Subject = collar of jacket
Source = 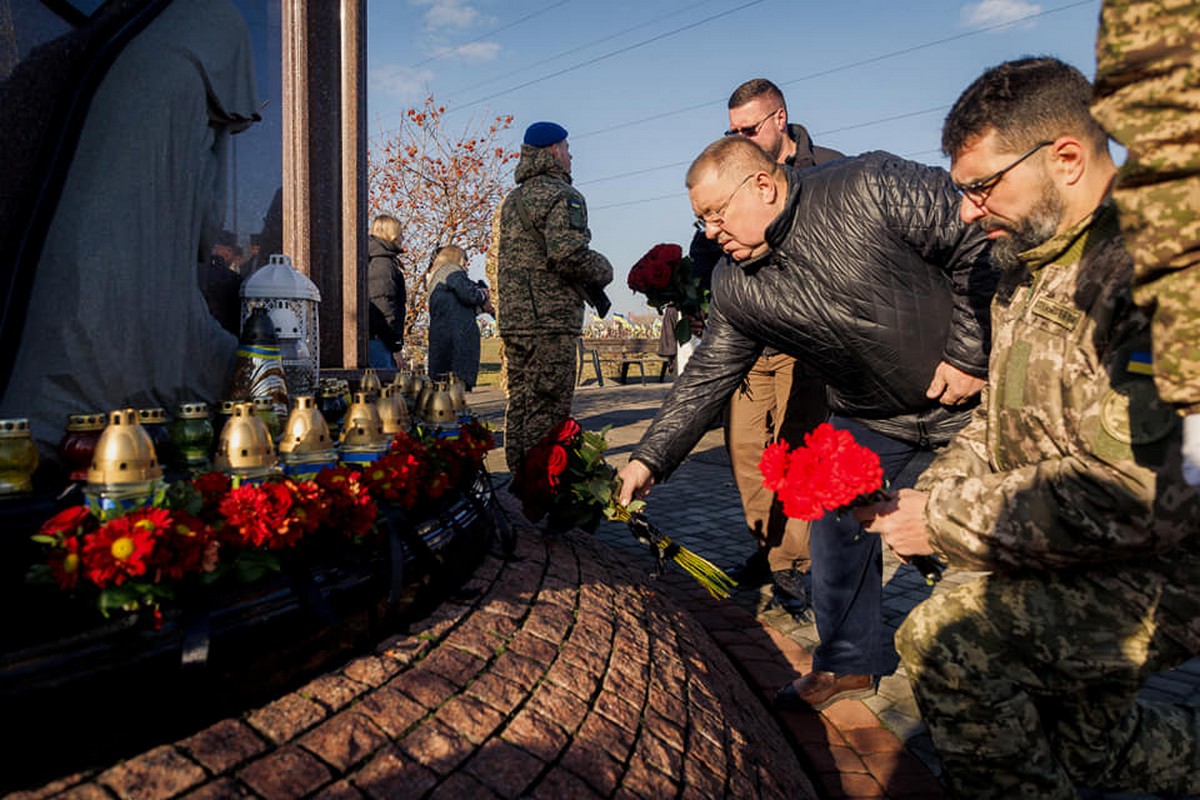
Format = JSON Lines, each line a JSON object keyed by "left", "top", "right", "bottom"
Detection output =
{"left": 785, "top": 123, "right": 816, "bottom": 168}
{"left": 1017, "top": 198, "right": 1119, "bottom": 274}
{"left": 369, "top": 235, "right": 401, "bottom": 258}
{"left": 515, "top": 143, "right": 572, "bottom": 185}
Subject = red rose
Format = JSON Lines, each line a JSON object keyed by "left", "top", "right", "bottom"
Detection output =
{"left": 629, "top": 243, "right": 682, "bottom": 294}
{"left": 549, "top": 418, "right": 581, "bottom": 446}
{"left": 546, "top": 445, "right": 569, "bottom": 487}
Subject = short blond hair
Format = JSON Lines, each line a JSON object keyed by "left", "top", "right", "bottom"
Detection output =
{"left": 431, "top": 244, "right": 467, "bottom": 270}
{"left": 686, "top": 137, "right": 779, "bottom": 190}
{"left": 370, "top": 214, "right": 402, "bottom": 247}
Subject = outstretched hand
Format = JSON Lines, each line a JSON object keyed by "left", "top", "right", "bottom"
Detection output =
{"left": 926, "top": 361, "right": 985, "bottom": 406}
{"left": 616, "top": 459, "right": 655, "bottom": 507}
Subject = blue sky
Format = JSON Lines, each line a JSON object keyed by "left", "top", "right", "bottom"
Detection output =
{"left": 366, "top": 0, "right": 1104, "bottom": 316}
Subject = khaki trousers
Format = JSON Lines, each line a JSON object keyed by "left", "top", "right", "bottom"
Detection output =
{"left": 726, "top": 352, "right": 828, "bottom": 572}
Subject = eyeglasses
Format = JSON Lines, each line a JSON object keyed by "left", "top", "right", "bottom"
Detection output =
{"left": 953, "top": 140, "right": 1054, "bottom": 204}
{"left": 724, "top": 108, "right": 780, "bottom": 138}
{"left": 694, "top": 174, "right": 755, "bottom": 231}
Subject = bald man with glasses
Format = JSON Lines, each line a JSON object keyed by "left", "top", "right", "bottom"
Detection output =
{"left": 686, "top": 79, "right": 843, "bottom": 623}
{"left": 621, "top": 136, "right": 998, "bottom": 711}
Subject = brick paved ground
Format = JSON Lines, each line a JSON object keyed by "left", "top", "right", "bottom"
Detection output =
{"left": 11, "top": 380, "right": 1199, "bottom": 800}
{"left": 472, "top": 381, "right": 1200, "bottom": 800}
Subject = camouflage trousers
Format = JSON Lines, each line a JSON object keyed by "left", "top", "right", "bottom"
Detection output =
{"left": 897, "top": 570, "right": 1200, "bottom": 799}
{"left": 502, "top": 333, "right": 577, "bottom": 477}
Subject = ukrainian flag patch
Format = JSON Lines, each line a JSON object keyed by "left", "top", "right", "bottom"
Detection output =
{"left": 1127, "top": 351, "right": 1153, "bottom": 376}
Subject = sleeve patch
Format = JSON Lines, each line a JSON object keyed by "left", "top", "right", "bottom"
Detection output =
{"left": 567, "top": 198, "right": 586, "bottom": 230}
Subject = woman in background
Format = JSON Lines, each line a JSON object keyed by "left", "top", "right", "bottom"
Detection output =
{"left": 427, "top": 245, "right": 491, "bottom": 389}
{"left": 367, "top": 214, "right": 407, "bottom": 369}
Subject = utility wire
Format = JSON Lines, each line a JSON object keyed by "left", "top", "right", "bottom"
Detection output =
{"left": 443, "top": 0, "right": 725, "bottom": 99}
{"left": 448, "top": 0, "right": 769, "bottom": 113}
{"left": 577, "top": 105, "right": 950, "bottom": 186}
{"left": 573, "top": 0, "right": 1096, "bottom": 141}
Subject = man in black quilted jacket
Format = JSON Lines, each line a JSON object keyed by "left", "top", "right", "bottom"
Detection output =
{"left": 617, "top": 136, "right": 997, "bottom": 711}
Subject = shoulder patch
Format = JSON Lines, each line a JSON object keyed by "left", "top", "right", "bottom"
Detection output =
{"left": 567, "top": 198, "right": 586, "bottom": 231}
{"left": 1099, "top": 380, "right": 1177, "bottom": 445}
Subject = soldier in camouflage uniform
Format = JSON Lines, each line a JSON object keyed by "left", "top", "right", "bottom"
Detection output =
{"left": 1091, "top": 0, "right": 1200, "bottom": 488}
{"left": 862, "top": 58, "right": 1200, "bottom": 798}
{"left": 491, "top": 122, "right": 613, "bottom": 480}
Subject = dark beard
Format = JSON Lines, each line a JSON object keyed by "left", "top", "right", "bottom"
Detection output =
{"left": 984, "top": 189, "right": 1065, "bottom": 271}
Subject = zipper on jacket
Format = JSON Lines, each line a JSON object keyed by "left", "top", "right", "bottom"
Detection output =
{"left": 917, "top": 420, "right": 930, "bottom": 449}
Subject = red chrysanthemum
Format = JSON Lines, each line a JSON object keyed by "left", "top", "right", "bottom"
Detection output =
{"left": 316, "top": 467, "right": 379, "bottom": 539}
{"left": 218, "top": 482, "right": 297, "bottom": 550}
{"left": 152, "top": 512, "right": 217, "bottom": 581}
{"left": 81, "top": 514, "right": 160, "bottom": 588}
{"left": 193, "top": 471, "right": 233, "bottom": 513}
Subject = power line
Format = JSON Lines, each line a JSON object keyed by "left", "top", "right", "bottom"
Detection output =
{"left": 577, "top": 105, "right": 949, "bottom": 187}
{"left": 405, "top": 0, "right": 574, "bottom": 70}
{"left": 443, "top": 0, "right": 725, "bottom": 100}
{"left": 447, "top": 0, "right": 769, "bottom": 113}
{"left": 572, "top": 0, "right": 1096, "bottom": 141}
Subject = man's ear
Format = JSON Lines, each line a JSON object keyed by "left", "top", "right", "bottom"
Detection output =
{"left": 1049, "top": 137, "right": 1086, "bottom": 186}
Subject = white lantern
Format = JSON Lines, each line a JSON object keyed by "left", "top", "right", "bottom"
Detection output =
{"left": 240, "top": 254, "right": 321, "bottom": 397}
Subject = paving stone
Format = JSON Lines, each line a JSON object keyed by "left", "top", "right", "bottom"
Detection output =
{"left": 352, "top": 746, "right": 438, "bottom": 800}
{"left": 342, "top": 654, "right": 404, "bottom": 687}
{"left": 180, "top": 719, "right": 269, "bottom": 775}
{"left": 179, "top": 777, "right": 258, "bottom": 799}
{"left": 246, "top": 693, "right": 328, "bottom": 744}
{"left": 434, "top": 694, "right": 505, "bottom": 745}
{"left": 561, "top": 741, "right": 625, "bottom": 796}
{"left": 299, "top": 711, "right": 389, "bottom": 773}
{"left": 97, "top": 746, "right": 207, "bottom": 800}
{"left": 299, "top": 674, "right": 367, "bottom": 713}
{"left": 355, "top": 687, "right": 427, "bottom": 738}
{"left": 237, "top": 745, "right": 333, "bottom": 800}
{"left": 395, "top": 718, "right": 473, "bottom": 776}
{"left": 462, "top": 739, "right": 546, "bottom": 797}
{"left": 427, "top": 771, "right": 499, "bottom": 799}
{"left": 500, "top": 710, "right": 570, "bottom": 762}
{"left": 391, "top": 670, "right": 458, "bottom": 711}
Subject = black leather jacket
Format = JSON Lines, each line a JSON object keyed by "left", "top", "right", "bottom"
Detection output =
{"left": 634, "top": 152, "right": 997, "bottom": 480}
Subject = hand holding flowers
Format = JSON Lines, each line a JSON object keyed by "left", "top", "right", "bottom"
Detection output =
{"left": 516, "top": 419, "right": 735, "bottom": 598}
{"left": 759, "top": 422, "right": 942, "bottom": 583}
{"left": 628, "top": 243, "right": 709, "bottom": 344}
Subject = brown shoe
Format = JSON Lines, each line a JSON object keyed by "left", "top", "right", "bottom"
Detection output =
{"left": 774, "top": 671, "right": 874, "bottom": 712}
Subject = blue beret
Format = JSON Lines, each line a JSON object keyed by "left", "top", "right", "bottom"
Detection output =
{"left": 523, "top": 121, "right": 568, "bottom": 148}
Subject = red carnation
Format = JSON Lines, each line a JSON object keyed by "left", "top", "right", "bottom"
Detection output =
{"left": 760, "top": 422, "right": 885, "bottom": 521}
{"left": 218, "top": 482, "right": 298, "bottom": 550}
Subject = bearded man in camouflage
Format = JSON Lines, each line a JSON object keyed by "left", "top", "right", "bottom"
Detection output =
{"left": 862, "top": 58, "right": 1200, "bottom": 798}
{"left": 492, "top": 121, "right": 613, "bottom": 481}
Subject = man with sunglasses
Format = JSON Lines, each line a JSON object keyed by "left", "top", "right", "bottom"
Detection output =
{"left": 862, "top": 57, "right": 1200, "bottom": 798}
{"left": 689, "top": 79, "right": 842, "bottom": 621}
{"left": 618, "top": 132, "right": 997, "bottom": 710}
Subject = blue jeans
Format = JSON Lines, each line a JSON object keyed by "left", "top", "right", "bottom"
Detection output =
{"left": 809, "top": 415, "right": 935, "bottom": 677}
{"left": 368, "top": 338, "right": 394, "bottom": 370}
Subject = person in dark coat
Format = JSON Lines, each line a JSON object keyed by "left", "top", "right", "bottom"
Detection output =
{"left": 367, "top": 214, "right": 407, "bottom": 369}
{"left": 427, "top": 244, "right": 490, "bottom": 389}
{"left": 617, "top": 136, "right": 997, "bottom": 712}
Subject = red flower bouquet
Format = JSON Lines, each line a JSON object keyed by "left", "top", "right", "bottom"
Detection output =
{"left": 515, "top": 418, "right": 736, "bottom": 598}
{"left": 29, "top": 418, "right": 497, "bottom": 618}
{"left": 759, "top": 423, "right": 941, "bottom": 583}
{"left": 628, "top": 243, "right": 709, "bottom": 344}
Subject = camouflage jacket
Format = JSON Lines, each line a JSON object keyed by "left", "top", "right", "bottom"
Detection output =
{"left": 1092, "top": 0, "right": 1200, "bottom": 413}
{"left": 492, "top": 144, "right": 613, "bottom": 337}
{"left": 918, "top": 202, "right": 1200, "bottom": 651}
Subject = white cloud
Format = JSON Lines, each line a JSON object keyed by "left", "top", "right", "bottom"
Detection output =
{"left": 961, "top": 0, "right": 1042, "bottom": 29}
{"left": 372, "top": 63, "right": 434, "bottom": 103}
{"left": 412, "top": 0, "right": 478, "bottom": 31}
{"left": 442, "top": 41, "right": 500, "bottom": 62}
